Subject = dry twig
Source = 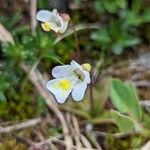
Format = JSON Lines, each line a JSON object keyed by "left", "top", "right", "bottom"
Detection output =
{"left": 141, "top": 140, "right": 150, "bottom": 150}
{"left": 72, "top": 115, "right": 82, "bottom": 149}
{"left": 0, "top": 118, "right": 42, "bottom": 134}
{"left": 140, "top": 100, "right": 150, "bottom": 107}
{"left": 15, "top": 134, "right": 97, "bottom": 150}
{"left": 30, "top": 0, "right": 37, "bottom": 35}
{"left": 0, "top": 23, "right": 14, "bottom": 44}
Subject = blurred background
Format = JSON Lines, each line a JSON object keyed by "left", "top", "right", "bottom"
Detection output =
{"left": 0, "top": 0, "right": 150, "bottom": 149}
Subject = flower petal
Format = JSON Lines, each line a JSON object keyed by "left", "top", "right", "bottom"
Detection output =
{"left": 50, "top": 25, "right": 61, "bottom": 33}
{"left": 83, "top": 71, "right": 91, "bottom": 84}
{"left": 36, "top": 10, "right": 63, "bottom": 30}
{"left": 46, "top": 79, "right": 72, "bottom": 103}
{"left": 59, "top": 20, "right": 69, "bottom": 34}
{"left": 52, "top": 65, "right": 73, "bottom": 78}
{"left": 71, "top": 60, "right": 91, "bottom": 83}
{"left": 52, "top": 9, "right": 58, "bottom": 15}
{"left": 59, "top": 14, "right": 70, "bottom": 34}
{"left": 71, "top": 81, "right": 87, "bottom": 101}
{"left": 71, "top": 60, "right": 82, "bottom": 70}
{"left": 36, "top": 10, "right": 53, "bottom": 22}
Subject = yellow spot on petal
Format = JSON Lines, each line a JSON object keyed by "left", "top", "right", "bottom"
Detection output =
{"left": 81, "top": 63, "right": 91, "bottom": 72}
{"left": 41, "top": 22, "right": 52, "bottom": 32}
{"left": 55, "top": 79, "right": 71, "bottom": 91}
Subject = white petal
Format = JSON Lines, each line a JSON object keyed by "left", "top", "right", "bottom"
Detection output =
{"left": 71, "top": 60, "right": 91, "bottom": 84}
{"left": 59, "top": 20, "right": 69, "bottom": 34}
{"left": 52, "top": 65, "right": 73, "bottom": 78}
{"left": 46, "top": 79, "right": 72, "bottom": 103}
{"left": 50, "top": 15, "right": 63, "bottom": 32}
{"left": 52, "top": 9, "right": 58, "bottom": 15}
{"left": 36, "top": 10, "right": 53, "bottom": 22}
{"left": 71, "top": 81, "right": 87, "bottom": 101}
{"left": 36, "top": 10, "right": 63, "bottom": 31}
{"left": 83, "top": 71, "right": 91, "bottom": 84}
{"left": 71, "top": 60, "right": 82, "bottom": 70}
{"left": 51, "top": 25, "right": 61, "bottom": 33}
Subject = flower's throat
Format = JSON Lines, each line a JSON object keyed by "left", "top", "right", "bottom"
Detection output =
{"left": 55, "top": 79, "right": 71, "bottom": 91}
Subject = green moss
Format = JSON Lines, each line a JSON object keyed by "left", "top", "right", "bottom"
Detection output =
{"left": 0, "top": 139, "right": 27, "bottom": 150}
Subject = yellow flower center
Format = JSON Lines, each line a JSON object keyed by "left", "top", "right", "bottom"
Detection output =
{"left": 41, "top": 22, "right": 52, "bottom": 32}
{"left": 81, "top": 63, "right": 91, "bottom": 72}
{"left": 56, "top": 79, "right": 71, "bottom": 91}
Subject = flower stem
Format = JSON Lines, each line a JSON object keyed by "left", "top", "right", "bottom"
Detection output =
{"left": 90, "top": 72, "right": 95, "bottom": 115}
{"left": 70, "top": 21, "right": 81, "bottom": 61}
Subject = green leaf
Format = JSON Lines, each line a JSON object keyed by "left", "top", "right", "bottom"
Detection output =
{"left": 12, "top": 25, "right": 30, "bottom": 35}
{"left": 109, "top": 79, "right": 141, "bottom": 121}
{"left": 94, "top": 0, "right": 105, "bottom": 13}
{"left": 91, "top": 29, "right": 111, "bottom": 44}
{"left": 117, "top": 0, "right": 127, "bottom": 9}
{"left": 112, "top": 44, "right": 123, "bottom": 55}
{"left": 142, "top": 8, "right": 150, "bottom": 23}
{"left": 131, "top": 0, "right": 141, "bottom": 13}
{"left": 111, "top": 110, "right": 136, "bottom": 133}
{"left": 125, "top": 12, "right": 143, "bottom": 26}
{"left": 122, "top": 36, "right": 140, "bottom": 47}
{"left": 7, "top": 12, "right": 22, "bottom": 29}
{"left": 109, "top": 79, "right": 130, "bottom": 113}
{"left": 102, "top": 0, "right": 117, "bottom": 13}
{"left": 125, "top": 81, "right": 141, "bottom": 121}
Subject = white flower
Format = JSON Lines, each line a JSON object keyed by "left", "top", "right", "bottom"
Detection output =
{"left": 36, "top": 9, "right": 70, "bottom": 34}
{"left": 46, "top": 60, "right": 91, "bottom": 103}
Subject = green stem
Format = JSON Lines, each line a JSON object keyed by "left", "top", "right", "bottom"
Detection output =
{"left": 70, "top": 20, "right": 81, "bottom": 61}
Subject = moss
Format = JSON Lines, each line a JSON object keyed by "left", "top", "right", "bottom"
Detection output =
{"left": 0, "top": 139, "right": 27, "bottom": 150}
